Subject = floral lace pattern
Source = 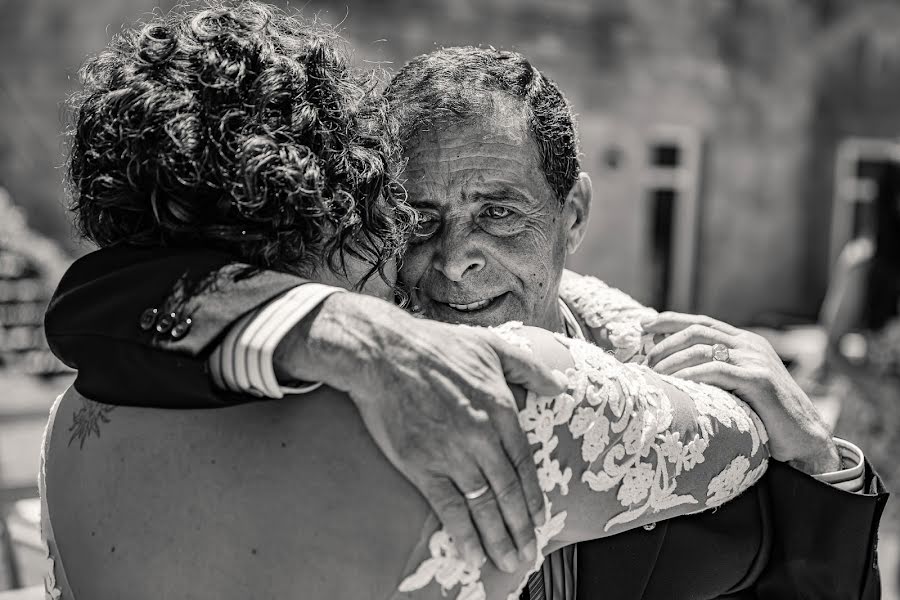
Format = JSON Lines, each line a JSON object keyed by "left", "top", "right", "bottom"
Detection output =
{"left": 398, "top": 275, "right": 769, "bottom": 600}
{"left": 560, "top": 336, "right": 767, "bottom": 531}
{"left": 664, "top": 376, "right": 768, "bottom": 458}
{"left": 41, "top": 540, "right": 61, "bottom": 600}
{"left": 397, "top": 531, "right": 487, "bottom": 600}
{"left": 707, "top": 455, "right": 768, "bottom": 507}
{"left": 559, "top": 270, "right": 658, "bottom": 364}
{"left": 562, "top": 337, "right": 697, "bottom": 530}
{"left": 398, "top": 326, "right": 768, "bottom": 599}
{"left": 40, "top": 394, "right": 64, "bottom": 600}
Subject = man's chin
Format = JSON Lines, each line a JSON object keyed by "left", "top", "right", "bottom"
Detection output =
{"left": 421, "top": 293, "right": 518, "bottom": 327}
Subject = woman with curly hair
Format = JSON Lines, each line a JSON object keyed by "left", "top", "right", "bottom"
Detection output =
{"left": 66, "top": 0, "right": 412, "bottom": 290}
{"left": 41, "top": 3, "right": 773, "bottom": 599}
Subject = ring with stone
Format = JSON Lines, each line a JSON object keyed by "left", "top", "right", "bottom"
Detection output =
{"left": 711, "top": 343, "right": 731, "bottom": 363}
{"left": 463, "top": 484, "right": 491, "bottom": 501}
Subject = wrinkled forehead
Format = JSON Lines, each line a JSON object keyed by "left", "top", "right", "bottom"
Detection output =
{"left": 403, "top": 92, "right": 534, "bottom": 160}
{"left": 401, "top": 94, "right": 550, "bottom": 205}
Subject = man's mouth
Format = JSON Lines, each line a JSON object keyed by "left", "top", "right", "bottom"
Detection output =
{"left": 434, "top": 293, "right": 505, "bottom": 314}
{"left": 447, "top": 298, "right": 493, "bottom": 312}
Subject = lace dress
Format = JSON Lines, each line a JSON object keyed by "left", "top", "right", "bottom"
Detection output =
{"left": 395, "top": 272, "right": 769, "bottom": 600}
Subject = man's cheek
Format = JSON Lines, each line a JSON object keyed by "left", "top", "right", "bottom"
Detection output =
{"left": 502, "top": 239, "right": 554, "bottom": 288}
{"left": 516, "top": 225, "right": 557, "bottom": 267}
{"left": 514, "top": 227, "right": 565, "bottom": 298}
{"left": 397, "top": 250, "right": 428, "bottom": 291}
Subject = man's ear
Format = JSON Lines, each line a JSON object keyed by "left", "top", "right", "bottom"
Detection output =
{"left": 564, "top": 172, "right": 592, "bottom": 254}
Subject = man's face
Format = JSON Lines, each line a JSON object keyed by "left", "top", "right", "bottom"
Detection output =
{"left": 399, "top": 97, "right": 573, "bottom": 330}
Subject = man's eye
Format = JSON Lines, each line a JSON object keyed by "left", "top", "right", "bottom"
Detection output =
{"left": 483, "top": 206, "right": 513, "bottom": 219}
{"left": 413, "top": 215, "right": 440, "bottom": 240}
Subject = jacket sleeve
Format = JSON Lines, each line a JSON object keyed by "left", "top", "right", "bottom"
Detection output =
{"left": 45, "top": 247, "right": 307, "bottom": 408}
{"left": 749, "top": 459, "right": 889, "bottom": 600}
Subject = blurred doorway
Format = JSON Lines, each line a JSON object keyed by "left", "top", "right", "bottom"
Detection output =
{"left": 567, "top": 121, "right": 704, "bottom": 312}
{"left": 830, "top": 137, "right": 900, "bottom": 267}
{"left": 642, "top": 125, "right": 704, "bottom": 312}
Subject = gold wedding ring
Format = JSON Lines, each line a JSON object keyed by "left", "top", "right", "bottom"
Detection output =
{"left": 711, "top": 343, "right": 730, "bottom": 363}
{"left": 463, "top": 485, "right": 490, "bottom": 501}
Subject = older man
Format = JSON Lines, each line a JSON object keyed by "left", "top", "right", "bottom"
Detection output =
{"left": 385, "top": 46, "right": 884, "bottom": 599}
{"left": 47, "top": 46, "right": 886, "bottom": 599}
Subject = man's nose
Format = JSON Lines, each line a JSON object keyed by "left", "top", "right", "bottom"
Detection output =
{"left": 432, "top": 225, "right": 485, "bottom": 282}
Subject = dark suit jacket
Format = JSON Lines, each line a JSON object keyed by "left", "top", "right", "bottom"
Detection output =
{"left": 45, "top": 246, "right": 890, "bottom": 599}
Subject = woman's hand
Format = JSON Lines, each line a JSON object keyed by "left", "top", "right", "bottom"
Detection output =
{"left": 642, "top": 312, "right": 841, "bottom": 475}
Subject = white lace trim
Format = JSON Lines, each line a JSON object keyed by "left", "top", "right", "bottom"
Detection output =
{"left": 397, "top": 531, "right": 487, "bottom": 600}
{"left": 41, "top": 540, "right": 61, "bottom": 600}
{"left": 40, "top": 395, "right": 63, "bottom": 599}
{"left": 398, "top": 278, "right": 769, "bottom": 599}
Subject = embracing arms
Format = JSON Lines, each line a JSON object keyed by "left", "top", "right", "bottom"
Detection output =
{"left": 46, "top": 325, "right": 768, "bottom": 600}
{"left": 559, "top": 270, "right": 888, "bottom": 599}
{"left": 45, "top": 246, "right": 565, "bottom": 572}
{"left": 47, "top": 250, "right": 889, "bottom": 597}
{"left": 398, "top": 323, "right": 770, "bottom": 599}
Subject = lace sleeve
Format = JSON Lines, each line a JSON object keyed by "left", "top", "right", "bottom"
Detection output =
{"left": 520, "top": 330, "right": 769, "bottom": 536}
{"left": 559, "top": 269, "right": 657, "bottom": 363}
{"left": 396, "top": 322, "right": 769, "bottom": 600}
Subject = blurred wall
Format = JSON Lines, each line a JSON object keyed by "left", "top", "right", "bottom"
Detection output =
{"left": 0, "top": 0, "right": 177, "bottom": 256}
{"left": 2, "top": 0, "right": 900, "bottom": 324}
{"left": 287, "top": 0, "right": 900, "bottom": 323}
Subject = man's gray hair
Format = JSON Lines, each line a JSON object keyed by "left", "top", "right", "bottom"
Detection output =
{"left": 385, "top": 46, "right": 580, "bottom": 204}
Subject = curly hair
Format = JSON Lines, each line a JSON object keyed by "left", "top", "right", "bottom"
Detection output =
{"left": 384, "top": 46, "right": 580, "bottom": 204}
{"left": 66, "top": 1, "right": 415, "bottom": 284}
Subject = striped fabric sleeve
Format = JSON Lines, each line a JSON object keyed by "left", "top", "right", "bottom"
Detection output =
{"left": 812, "top": 437, "right": 866, "bottom": 493}
{"left": 208, "top": 283, "right": 344, "bottom": 398}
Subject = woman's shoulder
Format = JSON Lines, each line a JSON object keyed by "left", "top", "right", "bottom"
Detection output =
{"left": 559, "top": 270, "right": 657, "bottom": 363}
{"left": 490, "top": 322, "right": 575, "bottom": 374}
{"left": 45, "top": 386, "right": 430, "bottom": 599}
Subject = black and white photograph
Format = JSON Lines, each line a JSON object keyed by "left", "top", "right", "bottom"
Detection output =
{"left": 0, "top": 0, "right": 896, "bottom": 598}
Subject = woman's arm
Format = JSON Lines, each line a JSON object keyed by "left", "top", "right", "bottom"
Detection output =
{"left": 562, "top": 269, "right": 841, "bottom": 474}
{"left": 522, "top": 326, "right": 767, "bottom": 541}
{"left": 399, "top": 322, "right": 769, "bottom": 600}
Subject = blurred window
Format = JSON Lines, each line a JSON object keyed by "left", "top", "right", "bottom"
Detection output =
{"left": 643, "top": 126, "right": 703, "bottom": 312}
{"left": 650, "top": 143, "right": 681, "bottom": 168}
{"left": 831, "top": 138, "right": 899, "bottom": 264}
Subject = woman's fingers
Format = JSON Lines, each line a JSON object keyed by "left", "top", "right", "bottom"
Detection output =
{"left": 653, "top": 345, "right": 745, "bottom": 376}
{"left": 643, "top": 311, "right": 742, "bottom": 336}
{"left": 669, "top": 361, "right": 749, "bottom": 396}
{"left": 646, "top": 324, "right": 734, "bottom": 369}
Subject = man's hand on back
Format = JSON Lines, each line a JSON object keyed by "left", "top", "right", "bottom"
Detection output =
{"left": 274, "top": 293, "right": 567, "bottom": 572}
